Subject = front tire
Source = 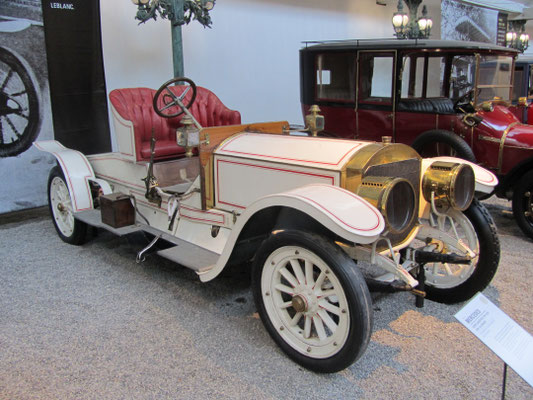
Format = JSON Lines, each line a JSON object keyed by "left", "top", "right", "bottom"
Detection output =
{"left": 512, "top": 170, "right": 533, "bottom": 240}
{"left": 417, "top": 199, "right": 500, "bottom": 303}
{"left": 252, "top": 230, "right": 372, "bottom": 373}
{"left": 48, "top": 166, "right": 88, "bottom": 245}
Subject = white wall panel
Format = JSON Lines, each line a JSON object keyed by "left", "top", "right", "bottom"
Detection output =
{"left": 100, "top": 0, "right": 443, "bottom": 143}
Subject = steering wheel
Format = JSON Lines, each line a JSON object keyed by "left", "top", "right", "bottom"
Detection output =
{"left": 453, "top": 88, "right": 478, "bottom": 111}
{"left": 153, "top": 77, "right": 197, "bottom": 118}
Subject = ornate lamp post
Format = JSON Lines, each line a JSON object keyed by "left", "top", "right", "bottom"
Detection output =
{"left": 506, "top": 19, "right": 530, "bottom": 53}
{"left": 392, "top": 0, "right": 432, "bottom": 40}
{"left": 131, "top": 0, "right": 215, "bottom": 77}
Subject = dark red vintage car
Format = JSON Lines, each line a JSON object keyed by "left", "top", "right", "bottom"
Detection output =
{"left": 509, "top": 56, "right": 533, "bottom": 124}
{"left": 300, "top": 39, "right": 533, "bottom": 239}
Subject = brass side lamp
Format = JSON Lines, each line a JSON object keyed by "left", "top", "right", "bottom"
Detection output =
{"left": 176, "top": 115, "right": 209, "bottom": 157}
{"left": 305, "top": 105, "right": 325, "bottom": 137}
{"left": 177, "top": 115, "right": 200, "bottom": 157}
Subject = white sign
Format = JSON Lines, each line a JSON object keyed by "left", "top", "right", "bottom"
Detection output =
{"left": 455, "top": 293, "right": 533, "bottom": 387}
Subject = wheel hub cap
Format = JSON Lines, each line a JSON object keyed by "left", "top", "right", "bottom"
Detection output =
{"left": 292, "top": 295, "right": 308, "bottom": 313}
{"left": 292, "top": 289, "right": 319, "bottom": 315}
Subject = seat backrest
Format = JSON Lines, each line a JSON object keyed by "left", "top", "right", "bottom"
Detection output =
{"left": 109, "top": 85, "right": 241, "bottom": 162}
{"left": 165, "top": 86, "right": 242, "bottom": 128}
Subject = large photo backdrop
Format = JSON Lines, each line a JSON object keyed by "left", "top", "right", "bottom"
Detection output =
{"left": 0, "top": 0, "right": 111, "bottom": 214}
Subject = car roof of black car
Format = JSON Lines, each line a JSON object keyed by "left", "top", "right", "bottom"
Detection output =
{"left": 301, "top": 38, "right": 519, "bottom": 54}
{"left": 516, "top": 56, "right": 533, "bottom": 65}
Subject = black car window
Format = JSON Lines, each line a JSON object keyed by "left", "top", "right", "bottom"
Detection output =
{"left": 401, "top": 55, "right": 445, "bottom": 99}
{"left": 358, "top": 53, "right": 394, "bottom": 104}
{"left": 513, "top": 65, "right": 525, "bottom": 100}
{"left": 315, "top": 53, "right": 355, "bottom": 102}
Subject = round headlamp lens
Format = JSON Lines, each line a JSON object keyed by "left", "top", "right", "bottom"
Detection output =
{"left": 423, "top": 161, "right": 475, "bottom": 211}
{"left": 358, "top": 177, "right": 416, "bottom": 234}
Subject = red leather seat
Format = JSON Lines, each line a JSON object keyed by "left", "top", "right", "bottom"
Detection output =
{"left": 109, "top": 86, "right": 241, "bottom": 162}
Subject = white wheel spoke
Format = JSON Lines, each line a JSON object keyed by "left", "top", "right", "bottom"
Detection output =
{"left": 279, "top": 301, "right": 292, "bottom": 309}
{"left": 319, "top": 289, "right": 336, "bottom": 299}
{"left": 303, "top": 315, "right": 312, "bottom": 339}
{"left": 314, "top": 271, "right": 326, "bottom": 290}
{"left": 442, "top": 263, "right": 453, "bottom": 276}
{"left": 290, "top": 259, "right": 305, "bottom": 285}
{"left": 63, "top": 199, "right": 72, "bottom": 211}
{"left": 318, "top": 309, "right": 337, "bottom": 333}
{"left": 290, "top": 312, "right": 303, "bottom": 327}
{"left": 449, "top": 220, "right": 459, "bottom": 239}
{"left": 313, "top": 316, "right": 327, "bottom": 341}
{"left": 318, "top": 299, "right": 341, "bottom": 316}
{"left": 305, "top": 260, "right": 314, "bottom": 286}
{"left": 279, "top": 266, "right": 298, "bottom": 288}
{"left": 274, "top": 283, "right": 294, "bottom": 296}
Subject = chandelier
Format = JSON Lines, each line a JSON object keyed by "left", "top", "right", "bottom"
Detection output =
{"left": 506, "top": 19, "right": 530, "bottom": 53}
{"left": 392, "top": 0, "right": 432, "bottom": 40}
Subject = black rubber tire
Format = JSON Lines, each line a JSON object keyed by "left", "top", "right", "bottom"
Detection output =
{"left": 47, "top": 166, "right": 88, "bottom": 245}
{"left": 424, "top": 199, "right": 500, "bottom": 304}
{"left": 0, "top": 47, "right": 40, "bottom": 157}
{"left": 252, "top": 230, "right": 373, "bottom": 373}
{"left": 512, "top": 170, "right": 533, "bottom": 240}
{"left": 411, "top": 129, "right": 476, "bottom": 163}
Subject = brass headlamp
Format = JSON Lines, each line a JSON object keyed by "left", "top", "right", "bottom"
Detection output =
{"left": 422, "top": 161, "right": 475, "bottom": 211}
{"left": 357, "top": 176, "right": 416, "bottom": 233}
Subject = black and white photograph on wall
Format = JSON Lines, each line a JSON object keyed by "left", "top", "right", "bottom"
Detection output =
{"left": 441, "top": 0, "right": 499, "bottom": 43}
{"left": 0, "top": 0, "right": 55, "bottom": 213}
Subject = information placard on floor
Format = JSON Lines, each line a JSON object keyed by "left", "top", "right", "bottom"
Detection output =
{"left": 455, "top": 293, "right": 533, "bottom": 387}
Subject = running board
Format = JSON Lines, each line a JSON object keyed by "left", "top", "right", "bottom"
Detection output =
{"left": 74, "top": 210, "right": 141, "bottom": 236}
{"left": 75, "top": 210, "right": 218, "bottom": 274}
{"left": 156, "top": 244, "right": 219, "bottom": 273}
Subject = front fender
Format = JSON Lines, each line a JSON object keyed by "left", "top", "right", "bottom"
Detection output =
{"left": 422, "top": 156, "right": 498, "bottom": 194}
{"left": 199, "top": 184, "right": 385, "bottom": 282}
{"left": 34, "top": 140, "right": 111, "bottom": 212}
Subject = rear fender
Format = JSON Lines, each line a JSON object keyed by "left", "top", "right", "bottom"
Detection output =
{"left": 422, "top": 156, "right": 498, "bottom": 194}
{"left": 33, "top": 140, "right": 111, "bottom": 211}
{"left": 199, "top": 184, "right": 385, "bottom": 282}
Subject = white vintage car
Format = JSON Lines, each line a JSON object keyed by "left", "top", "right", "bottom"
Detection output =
{"left": 35, "top": 78, "right": 500, "bottom": 373}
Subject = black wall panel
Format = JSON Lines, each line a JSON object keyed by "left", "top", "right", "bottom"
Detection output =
{"left": 42, "top": 0, "right": 111, "bottom": 154}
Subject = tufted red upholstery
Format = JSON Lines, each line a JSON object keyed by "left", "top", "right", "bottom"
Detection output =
{"left": 109, "top": 86, "right": 241, "bottom": 161}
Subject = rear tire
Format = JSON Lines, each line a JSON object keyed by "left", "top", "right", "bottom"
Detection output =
{"left": 411, "top": 130, "right": 476, "bottom": 163}
{"left": 252, "top": 230, "right": 372, "bottom": 373}
{"left": 48, "top": 166, "right": 88, "bottom": 245}
{"left": 512, "top": 170, "right": 533, "bottom": 240}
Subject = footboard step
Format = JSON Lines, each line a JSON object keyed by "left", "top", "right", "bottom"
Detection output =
{"left": 74, "top": 210, "right": 141, "bottom": 235}
{"left": 157, "top": 244, "right": 219, "bottom": 273}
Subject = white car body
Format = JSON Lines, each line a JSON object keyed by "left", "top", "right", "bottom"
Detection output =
{"left": 34, "top": 122, "right": 497, "bottom": 286}
{"left": 34, "top": 86, "right": 501, "bottom": 372}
